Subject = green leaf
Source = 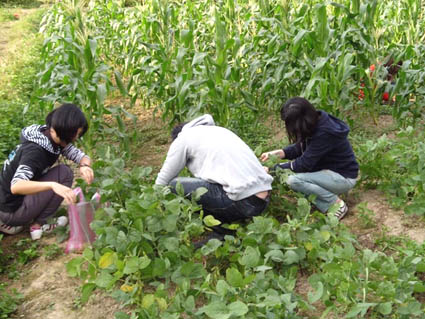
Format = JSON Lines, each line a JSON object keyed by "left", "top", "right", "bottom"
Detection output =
{"left": 283, "top": 250, "right": 300, "bottom": 265}
{"left": 199, "top": 301, "right": 231, "bottom": 319}
{"left": 228, "top": 300, "right": 248, "bottom": 316}
{"left": 115, "top": 312, "right": 130, "bottom": 319}
{"left": 201, "top": 238, "right": 222, "bottom": 255}
{"left": 163, "top": 213, "right": 178, "bottom": 232}
{"left": 81, "top": 283, "right": 96, "bottom": 304}
{"left": 66, "top": 257, "right": 84, "bottom": 277}
{"left": 238, "top": 246, "right": 260, "bottom": 268}
{"left": 192, "top": 187, "right": 208, "bottom": 201}
{"left": 204, "top": 215, "right": 221, "bottom": 227}
{"left": 216, "top": 279, "right": 230, "bottom": 296}
{"left": 320, "top": 230, "right": 331, "bottom": 242}
{"left": 192, "top": 52, "right": 207, "bottom": 66}
{"left": 308, "top": 281, "right": 324, "bottom": 303}
{"left": 377, "top": 302, "right": 392, "bottom": 315}
{"left": 164, "top": 199, "right": 180, "bottom": 214}
{"left": 413, "top": 282, "right": 425, "bottom": 293}
{"left": 139, "top": 256, "right": 151, "bottom": 270}
{"left": 181, "top": 262, "right": 206, "bottom": 279}
{"left": 95, "top": 271, "right": 115, "bottom": 288}
{"left": 226, "top": 268, "right": 244, "bottom": 288}
{"left": 264, "top": 249, "right": 284, "bottom": 263}
{"left": 142, "top": 294, "right": 155, "bottom": 309}
{"left": 99, "top": 252, "right": 116, "bottom": 269}
{"left": 97, "top": 83, "right": 107, "bottom": 105}
{"left": 123, "top": 256, "right": 139, "bottom": 274}
{"left": 345, "top": 303, "right": 376, "bottom": 318}
{"left": 184, "top": 295, "right": 195, "bottom": 312}
{"left": 114, "top": 70, "right": 128, "bottom": 96}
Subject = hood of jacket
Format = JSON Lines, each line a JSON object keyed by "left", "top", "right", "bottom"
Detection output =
{"left": 182, "top": 114, "right": 215, "bottom": 132}
{"left": 20, "top": 124, "right": 61, "bottom": 155}
{"left": 315, "top": 111, "right": 350, "bottom": 138}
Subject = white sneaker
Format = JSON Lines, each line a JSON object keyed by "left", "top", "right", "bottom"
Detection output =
{"left": 41, "top": 216, "right": 68, "bottom": 233}
{"left": 30, "top": 225, "right": 43, "bottom": 240}
{"left": 0, "top": 220, "right": 23, "bottom": 235}
{"left": 334, "top": 199, "right": 348, "bottom": 221}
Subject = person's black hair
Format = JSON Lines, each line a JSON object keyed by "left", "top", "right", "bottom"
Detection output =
{"left": 45, "top": 103, "right": 88, "bottom": 144}
{"left": 280, "top": 97, "right": 319, "bottom": 144}
{"left": 171, "top": 122, "right": 188, "bottom": 141}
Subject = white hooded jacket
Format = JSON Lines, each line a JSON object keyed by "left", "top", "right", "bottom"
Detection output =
{"left": 155, "top": 114, "right": 273, "bottom": 200}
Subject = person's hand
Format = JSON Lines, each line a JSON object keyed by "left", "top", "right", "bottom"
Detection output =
{"left": 79, "top": 166, "right": 94, "bottom": 184}
{"left": 260, "top": 152, "right": 271, "bottom": 162}
{"left": 260, "top": 149, "right": 284, "bottom": 162}
{"left": 263, "top": 166, "right": 269, "bottom": 173}
{"left": 51, "top": 182, "right": 76, "bottom": 204}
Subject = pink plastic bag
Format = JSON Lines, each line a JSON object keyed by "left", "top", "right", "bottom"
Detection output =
{"left": 65, "top": 187, "right": 99, "bottom": 254}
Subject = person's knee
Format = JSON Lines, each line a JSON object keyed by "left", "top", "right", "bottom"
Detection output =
{"left": 287, "top": 175, "right": 301, "bottom": 189}
{"left": 58, "top": 164, "right": 74, "bottom": 186}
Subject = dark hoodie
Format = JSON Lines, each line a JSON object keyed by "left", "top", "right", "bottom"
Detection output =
{"left": 0, "top": 125, "right": 87, "bottom": 213}
{"left": 276, "top": 111, "right": 359, "bottom": 179}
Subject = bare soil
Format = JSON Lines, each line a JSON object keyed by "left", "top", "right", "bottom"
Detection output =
{"left": 7, "top": 240, "right": 124, "bottom": 319}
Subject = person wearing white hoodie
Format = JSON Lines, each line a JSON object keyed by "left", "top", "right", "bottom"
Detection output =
{"left": 156, "top": 114, "right": 273, "bottom": 224}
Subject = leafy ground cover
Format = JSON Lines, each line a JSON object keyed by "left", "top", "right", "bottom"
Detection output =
{"left": 1, "top": 0, "right": 425, "bottom": 318}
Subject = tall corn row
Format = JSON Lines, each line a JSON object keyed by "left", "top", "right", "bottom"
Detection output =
{"left": 38, "top": 0, "right": 425, "bottom": 131}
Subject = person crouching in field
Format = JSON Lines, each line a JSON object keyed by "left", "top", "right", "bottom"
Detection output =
{"left": 155, "top": 114, "right": 273, "bottom": 245}
{"left": 0, "top": 104, "right": 94, "bottom": 240}
{"left": 261, "top": 97, "right": 358, "bottom": 220}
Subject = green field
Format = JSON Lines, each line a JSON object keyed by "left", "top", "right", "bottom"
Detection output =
{"left": 1, "top": 0, "right": 425, "bottom": 318}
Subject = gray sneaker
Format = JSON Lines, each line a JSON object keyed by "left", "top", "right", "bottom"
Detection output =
{"left": 0, "top": 220, "right": 23, "bottom": 235}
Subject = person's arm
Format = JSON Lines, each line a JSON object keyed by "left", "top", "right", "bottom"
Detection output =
{"left": 284, "top": 133, "right": 334, "bottom": 173}
{"left": 62, "top": 145, "right": 94, "bottom": 184}
{"left": 78, "top": 155, "right": 94, "bottom": 184}
{"left": 155, "top": 138, "right": 188, "bottom": 186}
{"left": 282, "top": 143, "right": 303, "bottom": 160}
{"left": 10, "top": 180, "right": 76, "bottom": 204}
{"left": 260, "top": 149, "right": 285, "bottom": 162}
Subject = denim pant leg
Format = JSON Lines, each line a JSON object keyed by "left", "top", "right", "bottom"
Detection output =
{"left": 170, "top": 177, "right": 248, "bottom": 223}
{"left": 1, "top": 165, "right": 74, "bottom": 226}
{"left": 286, "top": 170, "right": 356, "bottom": 213}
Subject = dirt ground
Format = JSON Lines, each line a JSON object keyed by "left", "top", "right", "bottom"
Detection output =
{"left": 9, "top": 242, "right": 124, "bottom": 319}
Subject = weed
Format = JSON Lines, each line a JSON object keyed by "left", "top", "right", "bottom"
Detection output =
{"left": 15, "top": 238, "right": 39, "bottom": 264}
{"left": 43, "top": 244, "right": 64, "bottom": 260}
{"left": 0, "top": 284, "right": 23, "bottom": 319}
{"left": 356, "top": 202, "right": 377, "bottom": 229}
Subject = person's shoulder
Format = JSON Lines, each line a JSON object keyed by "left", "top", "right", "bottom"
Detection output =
{"left": 19, "top": 142, "right": 50, "bottom": 160}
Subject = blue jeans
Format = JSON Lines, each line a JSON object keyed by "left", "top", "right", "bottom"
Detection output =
{"left": 286, "top": 170, "right": 356, "bottom": 213}
{"left": 170, "top": 177, "right": 269, "bottom": 223}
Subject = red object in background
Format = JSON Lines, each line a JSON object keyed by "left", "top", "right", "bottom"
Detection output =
{"left": 382, "top": 92, "right": 389, "bottom": 101}
{"left": 369, "top": 64, "right": 376, "bottom": 72}
{"left": 13, "top": 13, "right": 19, "bottom": 20}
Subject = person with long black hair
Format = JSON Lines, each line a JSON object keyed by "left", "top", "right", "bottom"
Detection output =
{"left": 0, "top": 104, "right": 94, "bottom": 239}
{"left": 261, "top": 97, "right": 358, "bottom": 220}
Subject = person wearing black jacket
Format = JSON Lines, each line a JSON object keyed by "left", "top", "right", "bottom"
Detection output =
{"left": 0, "top": 104, "right": 94, "bottom": 239}
{"left": 261, "top": 97, "right": 358, "bottom": 220}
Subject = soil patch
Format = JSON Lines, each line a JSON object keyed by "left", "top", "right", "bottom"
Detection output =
{"left": 344, "top": 189, "right": 425, "bottom": 247}
{"left": 8, "top": 237, "right": 124, "bottom": 319}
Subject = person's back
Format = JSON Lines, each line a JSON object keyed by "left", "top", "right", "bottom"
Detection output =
{"left": 155, "top": 114, "right": 272, "bottom": 233}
